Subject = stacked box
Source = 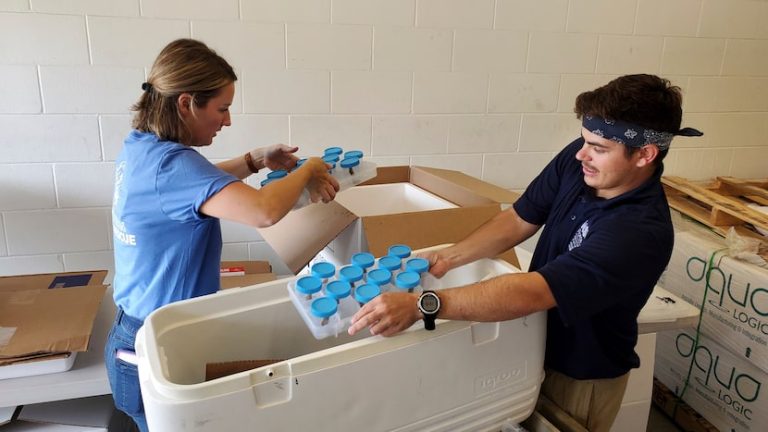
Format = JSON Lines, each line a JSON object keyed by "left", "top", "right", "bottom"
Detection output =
{"left": 655, "top": 329, "right": 767, "bottom": 432}
{"left": 657, "top": 228, "right": 768, "bottom": 373}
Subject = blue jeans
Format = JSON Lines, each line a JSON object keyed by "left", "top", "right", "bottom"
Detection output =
{"left": 105, "top": 308, "right": 149, "bottom": 432}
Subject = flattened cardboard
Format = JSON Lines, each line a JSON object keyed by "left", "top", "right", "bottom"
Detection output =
{"left": 0, "top": 270, "right": 107, "bottom": 292}
{"left": 0, "top": 270, "right": 108, "bottom": 366}
{"left": 0, "top": 284, "right": 107, "bottom": 358}
{"left": 410, "top": 166, "right": 520, "bottom": 206}
{"left": 258, "top": 201, "right": 359, "bottom": 274}
{"left": 220, "top": 260, "right": 275, "bottom": 290}
{"left": 260, "top": 166, "right": 521, "bottom": 273}
{"left": 361, "top": 205, "right": 519, "bottom": 268}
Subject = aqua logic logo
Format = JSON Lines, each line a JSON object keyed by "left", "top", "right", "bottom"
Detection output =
{"left": 675, "top": 332, "right": 761, "bottom": 420}
{"left": 686, "top": 256, "right": 768, "bottom": 336}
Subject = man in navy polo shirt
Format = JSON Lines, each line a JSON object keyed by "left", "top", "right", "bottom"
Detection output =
{"left": 348, "top": 74, "right": 703, "bottom": 431}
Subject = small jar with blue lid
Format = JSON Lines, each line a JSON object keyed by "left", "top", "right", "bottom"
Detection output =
{"left": 388, "top": 244, "right": 411, "bottom": 259}
{"left": 366, "top": 268, "right": 392, "bottom": 293}
{"left": 354, "top": 283, "right": 381, "bottom": 307}
{"left": 339, "top": 265, "right": 364, "bottom": 289}
{"left": 378, "top": 255, "right": 402, "bottom": 278}
{"left": 340, "top": 156, "right": 360, "bottom": 175}
{"left": 310, "top": 297, "right": 338, "bottom": 326}
{"left": 351, "top": 252, "right": 375, "bottom": 273}
{"left": 325, "top": 280, "right": 352, "bottom": 304}
{"left": 324, "top": 146, "right": 343, "bottom": 157}
{"left": 267, "top": 170, "right": 288, "bottom": 180}
{"left": 325, "top": 280, "right": 357, "bottom": 317}
{"left": 344, "top": 150, "right": 363, "bottom": 160}
{"left": 394, "top": 270, "right": 421, "bottom": 293}
{"left": 311, "top": 262, "right": 336, "bottom": 284}
{"left": 406, "top": 257, "right": 442, "bottom": 291}
{"left": 295, "top": 275, "right": 323, "bottom": 301}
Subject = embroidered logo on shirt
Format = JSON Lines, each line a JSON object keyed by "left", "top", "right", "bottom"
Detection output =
{"left": 568, "top": 220, "right": 590, "bottom": 251}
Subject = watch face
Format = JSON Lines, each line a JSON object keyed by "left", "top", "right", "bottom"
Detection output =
{"left": 421, "top": 293, "right": 439, "bottom": 313}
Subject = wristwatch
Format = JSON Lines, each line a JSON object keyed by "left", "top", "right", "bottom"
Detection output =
{"left": 418, "top": 290, "right": 441, "bottom": 331}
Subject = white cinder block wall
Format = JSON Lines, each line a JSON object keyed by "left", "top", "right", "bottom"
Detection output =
{"left": 1, "top": 0, "right": 768, "bottom": 276}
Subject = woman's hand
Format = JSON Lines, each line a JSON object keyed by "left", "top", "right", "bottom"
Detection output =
{"left": 302, "top": 157, "right": 340, "bottom": 203}
{"left": 254, "top": 144, "right": 299, "bottom": 171}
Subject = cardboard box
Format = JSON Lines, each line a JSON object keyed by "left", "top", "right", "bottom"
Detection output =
{"left": 219, "top": 261, "right": 275, "bottom": 289}
{"left": 0, "top": 270, "right": 107, "bottom": 374}
{"left": 655, "top": 328, "right": 767, "bottom": 432}
{"left": 258, "top": 166, "right": 520, "bottom": 274}
{"left": 657, "top": 228, "right": 768, "bottom": 373}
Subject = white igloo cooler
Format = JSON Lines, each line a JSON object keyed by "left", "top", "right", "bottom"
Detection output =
{"left": 134, "top": 250, "right": 546, "bottom": 431}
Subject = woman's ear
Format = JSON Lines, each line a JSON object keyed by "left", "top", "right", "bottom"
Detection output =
{"left": 635, "top": 144, "right": 660, "bottom": 167}
{"left": 177, "top": 93, "right": 193, "bottom": 117}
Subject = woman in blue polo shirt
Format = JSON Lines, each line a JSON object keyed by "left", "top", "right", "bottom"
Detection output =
{"left": 106, "top": 39, "right": 339, "bottom": 432}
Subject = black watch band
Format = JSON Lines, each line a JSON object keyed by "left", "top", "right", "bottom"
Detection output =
{"left": 418, "top": 290, "right": 441, "bottom": 331}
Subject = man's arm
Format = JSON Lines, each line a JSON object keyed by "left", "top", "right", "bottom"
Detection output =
{"left": 347, "top": 271, "right": 555, "bottom": 337}
{"left": 426, "top": 207, "right": 540, "bottom": 277}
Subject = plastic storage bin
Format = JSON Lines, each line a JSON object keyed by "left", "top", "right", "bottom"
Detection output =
{"left": 135, "top": 247, "right": 546, "bottom": 432}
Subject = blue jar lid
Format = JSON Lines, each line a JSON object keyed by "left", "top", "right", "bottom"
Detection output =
{"left": 354, "top": 283, "right": 381, "bottom": 305}
{"left": 367, "top": 268, "right": 392, "bottom": 286}
{"left": 388, "top": 244, "right": 411, "bottom": 259}
{"left": 351, "top": 252, "right": 375, "bottom": 269}
{"left": 310, "top": 297, "right": 338, "bottom": 318}
{"left": 322, "top": 154, "right": 340, "bottom": 164}
{"left": 295, "top": 275, "right": 322, "bottom": 295}
{"left": 395, "top": 271, "right": 420, "bottom": 290}
{"left": 324, "top": 146, "right": 343, "bottom": 156}
{"left": 344, "top": 150, "right": 363, "bottom": 159}
{"left": 296, "top": 158, "right": 307, "bottom": 167}
{"left": 260, "top": 178, "right": 274, "bottom": 187}
{"left": 405, "top": 257, "right": 429, "bottom": 274}
{"left": 340, "top": 157, "right": 360, "bottom": 169}
{"left": 267, "top": 170, "right": 288, "bottom": 179}
{"left": 325, "top": 280, "right": 351, "bottom": 300}
{"left": 339, "top": 265, "right": 364, "bottom": 283}
{"left": 378, "top": 255, "right": 401, "bottom": 272}
{"left": 311, "top": 262, "right": 336, "bottom": 279}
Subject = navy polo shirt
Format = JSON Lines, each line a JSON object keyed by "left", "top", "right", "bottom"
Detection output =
{"left": 513, "top": 138, "right": 673, "bottom": 379}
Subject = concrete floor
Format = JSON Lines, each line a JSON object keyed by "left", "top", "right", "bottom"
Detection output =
{"left": 647, "top": 404, "right": 683, "bottom": 432}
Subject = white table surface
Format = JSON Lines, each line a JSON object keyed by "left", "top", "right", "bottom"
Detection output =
{"left": 0, "top": 291, "right": 115, "bottom": 408}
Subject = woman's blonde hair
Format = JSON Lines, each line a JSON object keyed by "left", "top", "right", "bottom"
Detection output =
{"left": 131, "top": 39, "right": 237, "bottom": 144}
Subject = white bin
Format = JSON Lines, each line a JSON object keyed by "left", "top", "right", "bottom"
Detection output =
{"left": 135, "top": 254, "right": 546, "bottom": 431}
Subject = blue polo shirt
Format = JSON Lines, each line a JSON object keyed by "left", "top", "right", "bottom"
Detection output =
{"left": 513, "top": 138, "right": 673, "bottom": 379}
{"left": 112, "top": 130, "right": 239, "bottom": 321}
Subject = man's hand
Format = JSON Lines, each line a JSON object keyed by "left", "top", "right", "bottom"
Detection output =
{"left": 417, "top": 249, "right": 455, "bottom": 278}
{"left": 347, "top": 292, "right": 421, "bottom": 337}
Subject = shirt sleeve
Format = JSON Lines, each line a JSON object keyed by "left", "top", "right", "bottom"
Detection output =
{"left": 514, "top": 138, "right": 583, "bottom": 225}
{"left": 536, "top": 215, "right": 671, "bottom": 326}
{"left": 156, "top": 147, "right": 239, "bottom": 222}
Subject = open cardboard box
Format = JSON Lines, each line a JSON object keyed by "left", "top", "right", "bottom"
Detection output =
{"left": 258, "top": 166, "right": 520, "bottom": 273}
{"left": 219, "top": 261, "right": 275, "bottom": 290}
{"left": 0, "top": 270, "right": 108, "bottom": 378}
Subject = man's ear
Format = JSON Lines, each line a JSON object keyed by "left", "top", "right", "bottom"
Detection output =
{"left": 635, "top": 144, "right": 660, "bottom": 167}
{"left": 177, "top": 93, "right": 193, "bottom": 117}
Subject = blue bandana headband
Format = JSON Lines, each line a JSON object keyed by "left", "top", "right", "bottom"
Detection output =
{"left": 582, "top": 115, "right": 703, "bottom": 151}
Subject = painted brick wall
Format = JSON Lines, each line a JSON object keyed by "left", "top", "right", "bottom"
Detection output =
{"left": 1, "top": 0, "right": 767, "bottom": 276}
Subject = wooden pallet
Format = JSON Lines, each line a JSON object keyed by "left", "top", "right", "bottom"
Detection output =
{"left": 662, "top": 176, "right": 768, "bottom": 240}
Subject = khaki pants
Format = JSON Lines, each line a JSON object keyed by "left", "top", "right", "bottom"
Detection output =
{"left": 540, "top": 368, "right": 629, "bottom": 432}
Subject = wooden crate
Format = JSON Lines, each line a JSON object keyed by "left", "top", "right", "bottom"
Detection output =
{"left": 662, "top": 176, "right": 768, "bottom": 241}
{"left": 651, "top": 378, "right": 719, "bottom": 432}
